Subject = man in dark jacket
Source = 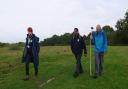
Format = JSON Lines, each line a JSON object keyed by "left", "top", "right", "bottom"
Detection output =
{"left": 70, "top": 28, "right": 87, "bottom": 78}
{"left": 22, "top": 27, "right": 40, "bottom": 80}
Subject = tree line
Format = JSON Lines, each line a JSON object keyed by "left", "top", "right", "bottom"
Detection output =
{"left": 40, "top": 10, "right": 128, "bottom": 46}
{"left": 0, "top": 10, "right": 128, "bottom": 47}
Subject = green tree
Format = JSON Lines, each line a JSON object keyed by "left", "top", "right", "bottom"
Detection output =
{"left": 115, "top": 10, "right": 128, "bottom": 45}
{"left": 40, "top": 33, "right": 72, "bottom": 46}
{"left": 102, "top": 25, "right": 114, "bottom": 33}
{"left": 102, "top": 25, "right": 115, "bottom": 45}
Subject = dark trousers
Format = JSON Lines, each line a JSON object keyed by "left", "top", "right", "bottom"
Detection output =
{"left": 74, "top": 54, "right": 83, "bottom": 74}
{"left": 94, "top": 52, "right": 104, "bottom": 75}
{"left": 25, "top": 54, "right": 38, "bottom": 76}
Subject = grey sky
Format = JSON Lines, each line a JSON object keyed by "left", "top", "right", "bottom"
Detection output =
{"left": 0, "top": 0, "right": 128, "bottom": 43}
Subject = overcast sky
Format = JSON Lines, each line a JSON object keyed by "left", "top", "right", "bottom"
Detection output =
{"left": 0, "top": 0, "right": 128, "bottom": 43}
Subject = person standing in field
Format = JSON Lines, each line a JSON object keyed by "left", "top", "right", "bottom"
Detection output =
{"left": 90, "top": 24, "right": 108, "bottom": 79}
{"left": 22, "top": 27, "right": 40, "bottom": 80}
{"left": 70, "top": 28, "right": 87, "bottom": 78}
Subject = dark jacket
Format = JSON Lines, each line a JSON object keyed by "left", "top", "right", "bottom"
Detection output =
{"left": 70, "top": 36, "right": 87, "bottom": 55}
{"left": 22, "top": 34, "right": 40, "bottom": 66}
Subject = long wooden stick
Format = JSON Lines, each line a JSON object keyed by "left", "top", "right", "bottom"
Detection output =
{"left": 90, "top": 33, "right": 92, "bottom": 76}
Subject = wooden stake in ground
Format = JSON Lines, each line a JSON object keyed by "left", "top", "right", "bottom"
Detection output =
{"left": 90, "top": 27, "right": 94, "bottom": 76}
{"left": 90, "top": 36, "right": 92, "bottom": 76}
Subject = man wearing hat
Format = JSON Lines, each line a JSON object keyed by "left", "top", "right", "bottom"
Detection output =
{"left": 22, "top": 27, "right": 40, "bottom": 80}
{"left": 70, "top": 28, "right": 87, "bottom": 78}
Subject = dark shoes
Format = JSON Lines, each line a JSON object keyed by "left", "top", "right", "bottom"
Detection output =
{"left": 73, "top": 72, "right": 79, "bottom": 78}
{"left": 92, "top": 75, "right": 98, "bottom": 79}
{"left": 73, "top": 71, "right": 84, "bottom": 78}
{"left": 24, "top": 75, "right": 29, "bottom": 81}
{"left": 24, "top": 75, "right": 38, "bottom": 81}
{"left": 92, "top": 73, "right": 102, "bottom": 79}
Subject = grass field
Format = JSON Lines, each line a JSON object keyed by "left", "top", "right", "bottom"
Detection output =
{"left": 0, "top": 46, "right": 128, "bottom": 89}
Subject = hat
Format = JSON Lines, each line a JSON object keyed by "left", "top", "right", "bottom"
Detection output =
{"left": 27, "top": 27, "right": 33, "bottom": 32}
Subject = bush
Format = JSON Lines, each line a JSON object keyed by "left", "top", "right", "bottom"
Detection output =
{"left": 0, "top": 42, "right": 9, "bottom": 48}
{"left": 9, "top": 44, "right": 21, "bottom": 50}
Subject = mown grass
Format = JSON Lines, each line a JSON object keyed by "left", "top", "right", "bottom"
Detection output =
{"left": 0, "top": 46, "right": 128, "bottom": 89}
